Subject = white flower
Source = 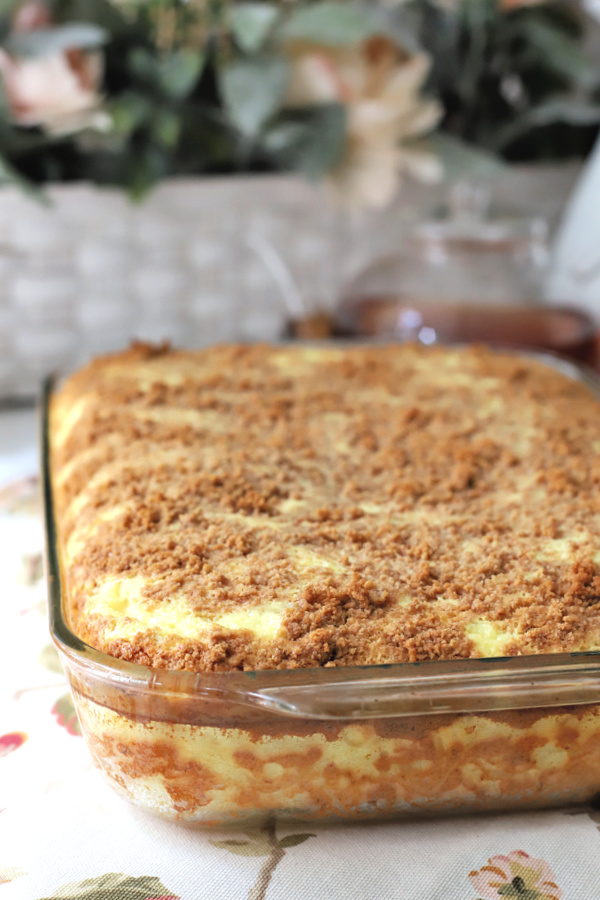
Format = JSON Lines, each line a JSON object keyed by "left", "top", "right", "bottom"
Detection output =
{"left": 286, "top": 37, "right": 442, "bottom": 208}
{"left": 0, "top": 46, "right": 104, "bottom": 134}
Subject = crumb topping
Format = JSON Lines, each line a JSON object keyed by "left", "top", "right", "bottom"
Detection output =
{"left": 50, "top": 342, "right": 600, "bottom": 671}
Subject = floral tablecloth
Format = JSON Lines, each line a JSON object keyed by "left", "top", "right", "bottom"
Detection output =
{"left": 2, "top": 414, "right": 600, "bottom": 900}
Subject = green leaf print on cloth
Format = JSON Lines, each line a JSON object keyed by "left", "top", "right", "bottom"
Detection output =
{"left": 39, "top": 644, "right": 64, "bottom": 675}
{"left": 212, "top": 819, "right": 315, "bottom": 900}
{"left": 36, "top": 872, "right": 179, "bottom": 899}
{"left": 469, "top": 850, "right": 562, "bottom": 900}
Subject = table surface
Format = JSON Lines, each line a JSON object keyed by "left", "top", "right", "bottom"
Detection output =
{"left": 2, "top": 407, "right": 600, "bottom": 900}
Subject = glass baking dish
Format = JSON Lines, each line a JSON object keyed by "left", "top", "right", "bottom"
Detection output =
{"left": 43, "top": 350, "right": 600, "bottom": 826}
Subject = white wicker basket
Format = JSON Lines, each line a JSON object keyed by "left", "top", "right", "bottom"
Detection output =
{"left": 1, "top": 176, "right": 367, "bottom": 398}
{"left": 0, "top": 166, "right": 580, "bottom": 398}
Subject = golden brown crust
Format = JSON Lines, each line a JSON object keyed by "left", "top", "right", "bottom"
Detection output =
{"left": 50, "top": 342, "right": 600, "bottom": 671}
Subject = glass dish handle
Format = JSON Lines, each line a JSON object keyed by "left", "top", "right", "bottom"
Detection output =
{"left": 246, "top": 667, "right": 600, "bottom": 720}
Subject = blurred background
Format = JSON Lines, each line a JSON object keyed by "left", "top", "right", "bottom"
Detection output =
{"left": 0, "top": 0, "right": 600, "bottom": 398}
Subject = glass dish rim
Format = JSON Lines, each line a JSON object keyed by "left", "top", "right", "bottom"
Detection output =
{"left": 42, "top": 344, "right": 600, "bottom": 721}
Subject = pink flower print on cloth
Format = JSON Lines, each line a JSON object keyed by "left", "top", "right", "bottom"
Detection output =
{"left": 469, "top": 850, "right": 562, "bottom": 899}
{"left": 52, "top": 695, "right": 81, "bottom": 736}
{"left": 0, "top": 732, "right": 27, "bottom": 757}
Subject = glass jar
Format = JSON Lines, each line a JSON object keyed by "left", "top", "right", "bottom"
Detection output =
{"left": 336, "top": 214, "right": 597, "bottom": 365}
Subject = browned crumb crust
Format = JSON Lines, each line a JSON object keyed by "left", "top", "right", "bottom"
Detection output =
{"left": 50, "top": 342, "right": 600, "bottom": 671}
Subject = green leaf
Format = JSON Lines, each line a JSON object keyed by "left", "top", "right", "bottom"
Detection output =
{"left": 210, "top": 839, "right": 271, "bottom": 858}
{"left": 453, "top": 0, "right": 494, "bottom": 106}
{"left": 129, "top": 47, "right": 157, "bottom": 85}
{"left": 211, "top": 840, "right": 251, "bottom": 847}
{"left": 5, "top": 23, "right": 107, "bottom": 57}
{"left": 278, "top": 833, "right": 315, "bottom": 848}
{"left": 262, "top": 120, "right": 307, "bottom": 153}
{"left": 39, "top": 644, "right": 64, "bottom": 675}
{"left": 151, "top": 108, "right": 181, "bottom": 148}
{"left": 495, "top": 884, "right": 540, "bottom": 900}
{"left": 220, "top": 57, "right": 288, "bottom": 138}
{"left": 493, "top": 98, "right": 600, "bottom": 150}
{"left": 127, "top": 144, "right": 170, "bottom": 199}
{"left": 0, "top": 0, "right": 20, "bottom": 15}
{"left": 429, "top": 132, "right": 505, "bottom": 182}
{"left": 109, "top": 92, "right": 153, "bottom": 136}
{"left": 280, "top": 1, "right": 380, "bottom": 45}
{"left": 157, "top": 50, "right": 205, "bottom": 100}
{"left": 516, "top": 19, "right": 594, "bottom": 88}
{"left": 129, "top": 48, "right": 204, "bottom": 100}
{"left": 230, "top": 3, "right": 280, "bottom": 55}
{"left": 263, "top": 103, "right": 347, "bottom": 178}
{"left": 0, "top": 0, "right": 19, "bottom": 28}
{"left": 508, "top": 97, "right": 600, "bottom": 130}
{"left": 460, "top": 0, "right": 497, "bottom": 30}
{"left": 527, "top": 99, "right": 600, "bottom": 127}
{"left": 37, "top": 872, "right": 179, "bottom": 899}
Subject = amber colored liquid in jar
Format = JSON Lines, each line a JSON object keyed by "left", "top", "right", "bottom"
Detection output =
{"left": 341, "top": 299, "right": 598, "bottom": 367}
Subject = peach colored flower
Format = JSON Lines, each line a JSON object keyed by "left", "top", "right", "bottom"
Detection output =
{"left": 501, "top": 0, "right": 547, "bottom": 9}
{"left": 0, "top": 1, "right": 104, "bottom": 134}
{"left": 285, "top": 36, "right": 442, "bottom": 208}
{"left": 469, "top": 850, "right": 562, "bottom": 900}
{"left": 0, "top": 46, "right": 104, "bottom": 133}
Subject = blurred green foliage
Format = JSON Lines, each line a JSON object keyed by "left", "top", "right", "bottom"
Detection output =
{"left": 0, "top": 0, "right": 596, "bottom": 196}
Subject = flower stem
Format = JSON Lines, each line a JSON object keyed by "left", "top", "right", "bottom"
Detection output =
{"left": 247, "top": 819, "right": 285, "bottom": 900}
